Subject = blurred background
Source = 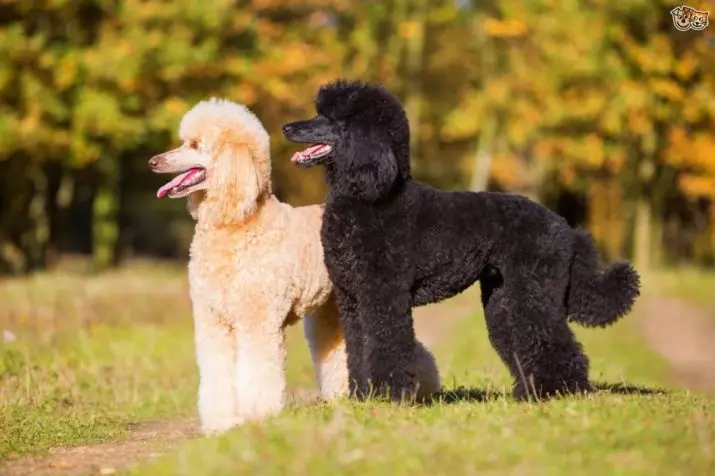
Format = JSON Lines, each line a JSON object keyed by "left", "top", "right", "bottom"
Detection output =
{"left": 0, "top": 0, "right": 714, "bottom": 274}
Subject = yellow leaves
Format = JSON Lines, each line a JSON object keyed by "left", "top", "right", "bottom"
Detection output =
{"left": 680, "top": 175, "right": 715, "bottom": 198}
{"left": 491, "top": 152, "right": 527, "bottom": 189}
{"left": 664, "top": 128, "right": 715, "bottom": 199}
{"left": 560, "top": 164, "right": 577, "bottom": 187}
{"left": 627, "top": 110, "right": 653, "bottom": 136}
{"left": 582, "top": 134, "right": 605, "bottom": 167}
{"left": 674, "top": 134, "right": 715, "bottom": 172}
{"left": 675, "top": 54, "right": 698, "bottom": 80}
{"left": 235, "top": 83, "right": 257, "bottom": 105}
{"left": 280, "top": 44, "right": 311, "bottom": 71}
{"left": 69, "top": 134, "right": 101, "bottom": 167}
{"left": 148, "top": 97, "right": 188, "bottom": 133}
{"left": 650, "top": 78, "right": 685, "bottom": 102}
{"left": 55, "top": 54, "right": 79, "bottom": 91}
{"left": 485, "top": 80, "right": 510, "bottom": 107}
{"left": 257, "top": 18, "right": 282, "bottom": 39}
{"left": 665, "top": 127, "right": 690, "bottom": 166}
{"left": 399, "top": 21, "right": 423, "bottom": 40}
{"left": 18, "top": 112, "right": 40, "bottom": 138}
{"left": 440, "top": 91, "right": 484, "bottom": 141}
{"left": 532, "top": 134, "right": 611, "bottom": 175}
{"left": 263, "top": 78, "right": 292, "bottom": 103}
{"left": 165, "top": 97, "right": 187, "bottom": 116}
{"left": 607, "top": 149, "right": 627, "bottom": 173}
{"left": 598, "top": 107, "right": 623, "bottom": 136}
{"left": 483, "top": 18, "right": 528, "bottom": 38}
{"left": 619, "top": 34, "right": 672, "bottom": 74}
{"left": 560, "top": 88, "right": 608, "bottom": 122}
{"left": 533, "top": 141, "right": 554, "bottom": 161}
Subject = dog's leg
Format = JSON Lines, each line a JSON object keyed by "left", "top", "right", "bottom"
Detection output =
{"left": 359, "top": 288, "right": 417, "bottom": 401}
{"left": 304, "top": 297, "right": 349, "bottom": 399}
{"left": 332, "top": 287, "right": 369, "bottom": 398}
{"left": 481, "top": 272, "right": 515, "bottom": 376}
{"left": 234, "top": 323, "right": 287, "bottom": 422}
{"left": 498, "top": 269, "right": 592, "bottom": 401}
{"left": 193, "top": 310, "right": 239, "bottom": 435}
{"left": 412, "top": 340, "right": 441, "bottom": 401}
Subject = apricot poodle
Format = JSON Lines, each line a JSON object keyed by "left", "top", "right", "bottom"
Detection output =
{"left": 283, "top": 80, "right": 641, "bottom": 401}
{"left": 149, "top": 98, "right": 439, "bottom": 434}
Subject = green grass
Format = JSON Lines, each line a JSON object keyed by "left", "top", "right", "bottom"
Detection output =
{"left": 654, "top": 267, "right": 715, "bottom": 308}
{"left": 0, "top": 262, "right": 318, "bottom": 460}
{"left": 2, "top": 262, "right": 714, "bottom": 475}
{"left": 130, "top": 303, "right": 714, "bottom": 475}
{"left": 0, "top": 323, "right": 195, "bottom": 458}
{"left": 0, "top": 263, "right": 194, "bottom": 459}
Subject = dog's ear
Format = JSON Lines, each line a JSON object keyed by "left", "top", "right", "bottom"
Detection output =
{"left": 205, "top": 136, "right": 262, "bottom": 224}
{"left": 343, "top": 134, "right": 399, "bottom": 202}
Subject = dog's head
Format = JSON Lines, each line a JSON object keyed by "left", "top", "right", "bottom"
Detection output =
{"left": 149, "top": 98, "right": 271, "bottom": 223}
{"left": 282, "top": 79, "right": 411, "bottom": 202}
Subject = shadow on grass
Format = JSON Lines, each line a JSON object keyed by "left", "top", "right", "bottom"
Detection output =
{"left": 593, "top": 381, "right": 668, "bottom": 396}
{"left": 429, "top": 381, "right": 667, "bottom": 405}
{"left": 429, "top": 386, "right": 506, "bottom": 404}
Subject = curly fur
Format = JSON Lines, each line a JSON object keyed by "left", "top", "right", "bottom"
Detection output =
{"left": 283, "top": 80, "right": 641, "bottom": 401}
{"left": 149, "top": 98, "right": 440, "bottom": 434}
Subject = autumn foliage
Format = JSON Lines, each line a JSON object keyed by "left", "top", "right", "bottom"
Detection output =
{"left": 0, "top": 0, "right": 713, "bottom": 273}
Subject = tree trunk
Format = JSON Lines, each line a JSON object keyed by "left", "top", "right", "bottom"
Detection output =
{"left": 403, "top": 0, "right": 427, "bottom": 167}
{"left": 44, "top": 162, "right": 65, "bottom": 268}
{"left": 92, "top": 156, "right": 120, "bottom": 271}
{"left": 382, "top": 0, "right": 407, "bottom": 83}
{"left": 21, "top": 165, "right": 50, "bottom": 271}
{"left": 470, "top": 114, "right": 497, "bottom": 192}
{"left": 633, "top": 188, "right": 652, "bottom": 271}
{"left": 633, "top": 135, "right": 657, "bottom": 271}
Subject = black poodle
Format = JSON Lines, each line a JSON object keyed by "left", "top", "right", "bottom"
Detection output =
{"left": 282, "top": 79, "right": 641, "bottom": 401}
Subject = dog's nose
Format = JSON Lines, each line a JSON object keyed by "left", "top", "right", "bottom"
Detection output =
{"left": 282, "top": 124, "right": 293, "bottom": 135}
{"left": 148, "top": 157, "right": 159, "bottom": 169}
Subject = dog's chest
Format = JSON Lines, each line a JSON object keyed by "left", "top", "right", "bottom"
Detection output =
{"left": 187, "top": 232, "right": 267, "bottom": 310}
{"left": 321, "top": 201, "right": 412, "bottom": 284}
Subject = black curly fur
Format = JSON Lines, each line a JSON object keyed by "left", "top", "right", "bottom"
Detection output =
{"left": 283, "top": 79, "right": 642, "bottom": 401}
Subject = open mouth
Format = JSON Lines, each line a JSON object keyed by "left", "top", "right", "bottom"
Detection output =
{"left": 290, "top": 143, "right": 333, "bottom": 167}
{"left": 156, "top": 167, "right": 206, "bottom": 198}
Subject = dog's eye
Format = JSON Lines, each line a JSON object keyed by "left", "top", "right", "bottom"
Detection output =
{"left": 189, "top": 140, "right": 199, "bottom": 150}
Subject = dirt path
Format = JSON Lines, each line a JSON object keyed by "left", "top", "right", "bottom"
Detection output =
{"left": 640, "top": 296, "right": 715, "bottom": 392}
{"left": 1, "top": 289, "right": 479, "bottom": 476}
{"left": 0, "top": 420, "right": 199, "bottom": 476}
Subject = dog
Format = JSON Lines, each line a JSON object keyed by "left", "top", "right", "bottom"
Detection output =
{"left": 282, "top": 80, "right": 641, "bottom": 401}
{"left": 149, "top": 98, "right": 440, "bottom": 433}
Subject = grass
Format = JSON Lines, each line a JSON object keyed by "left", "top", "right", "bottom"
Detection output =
{"left": 0, "top": 261, "right": 318, "bottom": 461}
{"left": 654, "top": 267, "right": 715, "bottom": 308}
{"left": 0, "top": 262, "right": 195, "bottom": 459}
{"left": 1, "top": 261, "right": 714, "bottom": 475}
{"left": 0, "top": 323, "right": 195, "bottom": 458}
{"left": 128, "top": 315, "right": 714, "bottom": 476}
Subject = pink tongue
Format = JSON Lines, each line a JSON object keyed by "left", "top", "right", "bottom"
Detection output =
{"left": 156, "top": 169, "right": 200, "bottom": 198}
{"left": 291, "top": 144, "right": 327, "bottom": 162}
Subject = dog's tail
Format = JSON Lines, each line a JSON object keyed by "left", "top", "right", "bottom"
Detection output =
{"left": 566, "top": 229, "right": 641, "bottom": 328}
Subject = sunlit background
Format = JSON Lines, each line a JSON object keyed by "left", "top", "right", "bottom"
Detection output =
{"left": 1, "top": 0, "right": 714, "bottom": 274}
